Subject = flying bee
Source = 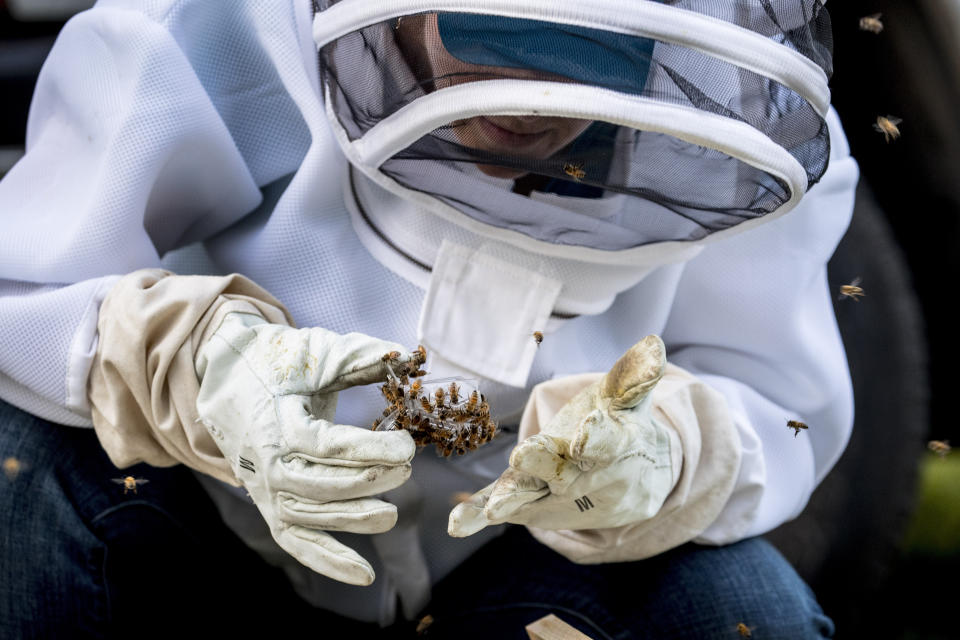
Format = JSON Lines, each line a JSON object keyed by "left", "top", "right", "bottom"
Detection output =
{"left": 838, "top": 277, "right": 865, "bottom": 301}
{"left": 859, "top": 13, "right": 883, "bottom": 34}
{"left": 448, "top": 382, "right": 460, "bottom": 404}
{"left": 416, "top": 613, "right": 434, "bottom": 635}
{"left": 928, "top": 440, "right": 951, "bottom": 458}
{"left": 562, "top": 162, "right": 586, "bottom": 181}
{"left": 787, "top": 420, "right": 809, "bottom": 438}
{"left": 450, "top": 491, "right": 473, "bottom": 505}
{"left": 736, "top": 622, "right": 755, "bottom": 638}
{"left": 381, "top": 350, "right": 401, "bottom": 362}
{"left": 2, "top": 457, "right": 26, "bottom": 481}
{"left": 873, "top": 115, "right": 902, "bottom": 143}
{"left": 532, "top": 331, "right": 544, "bottom": 347}
{"left": 112, "top": 476, "right": 150, "bottom": 495}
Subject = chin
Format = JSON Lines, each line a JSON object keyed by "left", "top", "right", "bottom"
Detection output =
{"left": 475, "top": 163, "right": 528, "bottom": 180}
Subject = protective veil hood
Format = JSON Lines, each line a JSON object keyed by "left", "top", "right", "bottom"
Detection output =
{"left": 312, "top": 0, "right": 834, "bottom": 387}
{"left": 313, "top": 0, "right": 833, "bottom": 256}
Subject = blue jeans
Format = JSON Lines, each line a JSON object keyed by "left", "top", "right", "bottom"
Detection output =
{"left": 0, "top": 399, "right": 833, "bottom": 639}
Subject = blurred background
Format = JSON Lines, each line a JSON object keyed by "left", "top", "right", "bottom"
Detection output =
{"left": 813, "top": 2, "right": 960, "bottom": 638}
{"left": 1, "top": 1, "right": 957, "bottom": 637}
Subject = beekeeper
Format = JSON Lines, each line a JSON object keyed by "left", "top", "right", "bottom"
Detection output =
{"left": 0, "top": 0, "right": 854, "bottom": 637}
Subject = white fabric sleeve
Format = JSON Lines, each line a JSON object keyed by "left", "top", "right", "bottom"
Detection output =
{"left": 0, "top": 5, "right": 268, "bottom": 425}
{"left": 662, "top": 107, "right": 860, "bottom": 543}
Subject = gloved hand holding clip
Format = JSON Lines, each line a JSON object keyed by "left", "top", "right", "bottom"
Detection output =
{"left": 448, "top": 335, "right": 678, "bottom": 536}
{"left": 195, "top": 312, "right": 421, "bottom": 585}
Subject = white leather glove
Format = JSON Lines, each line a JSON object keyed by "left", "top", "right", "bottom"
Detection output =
{"left": 448, "top": 335, "right": 678, "bottom": 536}
{"left": 195, "top": 312, "right": 418, "bottom": 585}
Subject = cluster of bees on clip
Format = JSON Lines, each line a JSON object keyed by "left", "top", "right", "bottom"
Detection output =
{"left": 374, "top": 345, "right": 499, "bottom": 457}
{"left": 858, "top": 13, "right": 903, "bottom": 144}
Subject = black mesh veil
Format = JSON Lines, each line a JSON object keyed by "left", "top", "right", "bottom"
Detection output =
{"left": 315, "top": 0, "right": 834, "bottom": 250}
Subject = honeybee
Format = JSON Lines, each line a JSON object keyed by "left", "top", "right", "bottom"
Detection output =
{"left": 873, "top": 115, "right": 902, "bottom": 143}
{"left": 448, "top": 382, "right": 460, "bottom": 404}
{"left": 410, "top": 379, "right": 422, "bottom": 395}
{"left": 434, "top": 387, "right": 446, "bottom": 407}
{"left": 838, "top": 277, "right": 865, "bottom": 301}
{"left": 450, "top": 491, "right": 473, "bottom": 505}
{"left": 736, "top": 622, "right": 755, "bottom": 637}
{"left": 466, "top": 390, "right": 480, "bottom": 413}
{"left": 928, "top": 440, "right": 951, "bottom": 458}
{"left": 532, "top": 331, "right": 544, "bottom": 347}
{"left": 416, "top": 613, "right": 434, "bottom": 635}
{"left": 112, "top": 476, "right": 150, "bottom": 494}
{"left": 2, "top": 457, "right": 26, "bottom": 481}
{"left": 420, "top": 396, "right": 434, "bottom": 413}
{"left": 380, "top": 382, "right": 394, "bottom": 399}
{"left": 562, "top": 162, "right": 586, "bottom": 181}
{"left": 381, "top": 350, "right": 401, "bottom": 362}
{"left": 787, "top": 420, "right": 808, "bottom": 438}
{"left": 859, "top": 13, "right": 883, "bottom": 34}
{"left": 412, "top": 344, "right": 427, "bottom": 366}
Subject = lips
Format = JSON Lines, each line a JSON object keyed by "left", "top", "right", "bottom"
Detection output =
{"left": 476, "top": 117, "right": 550, "bottom": 148}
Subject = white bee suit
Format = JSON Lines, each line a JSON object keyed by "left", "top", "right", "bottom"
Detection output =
{"left": 0, "top": 0, "right": 857, "bottom": 628}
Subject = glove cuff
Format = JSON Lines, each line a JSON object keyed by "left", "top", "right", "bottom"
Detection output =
{"left": 88, "top": 268, "right": 293, "bottom": 486}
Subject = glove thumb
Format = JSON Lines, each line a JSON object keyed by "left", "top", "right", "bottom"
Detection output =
{"left": 600, "top": 334, "right": 665, "bottom": 411}
{"left": 571, "top": 335, "right": 666, "bottom": 465}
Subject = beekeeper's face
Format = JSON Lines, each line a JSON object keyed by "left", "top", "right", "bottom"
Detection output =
{"left": 395, "top": 14, "right": 592, "bottom": 179}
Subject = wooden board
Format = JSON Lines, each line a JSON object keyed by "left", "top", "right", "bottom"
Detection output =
{"left": 525, "top": 613, "right": 594, "bottom": 640}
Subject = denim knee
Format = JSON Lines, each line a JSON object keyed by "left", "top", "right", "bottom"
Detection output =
{"left": 0, "top": 400, "right": 110, "bottom": 639}
{"left": 653, "top": 537, "right": 835, "bottom": 639}
{"left": 417, "top": 527, "right": 833, "bottom": 640}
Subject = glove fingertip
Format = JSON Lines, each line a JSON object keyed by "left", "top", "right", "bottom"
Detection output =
{"left": 355, "top": 565, "right": 376, "bottom": 586}
{"left": 509, "top": 440, "right": 569, "bottom": 482}
{"left": 447, "top": 503, "right": 489, "bottom": 538}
